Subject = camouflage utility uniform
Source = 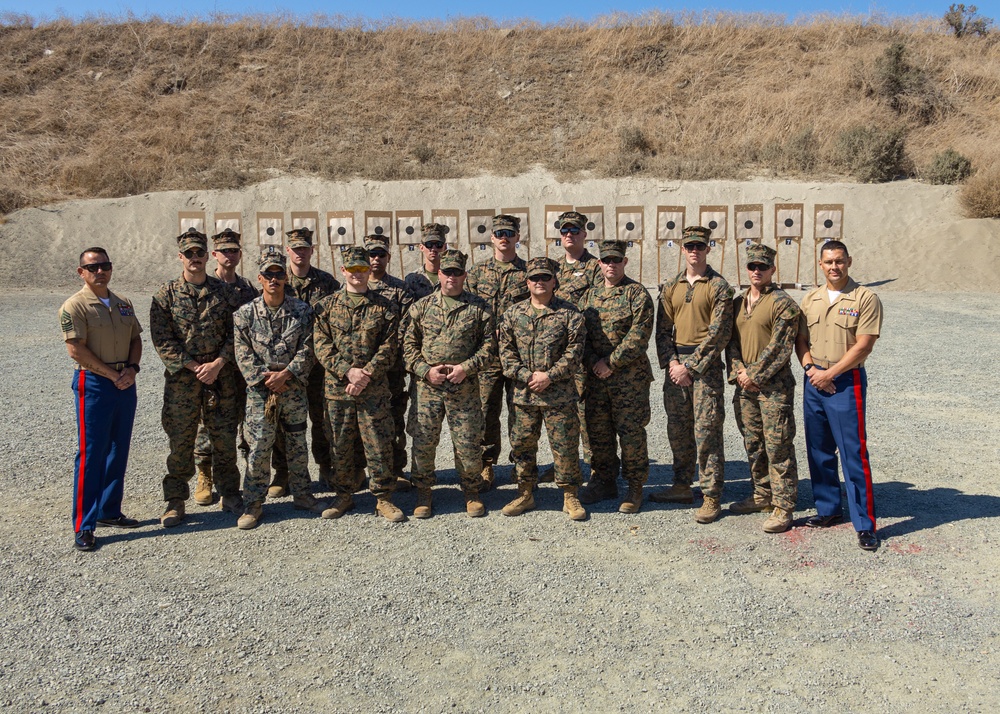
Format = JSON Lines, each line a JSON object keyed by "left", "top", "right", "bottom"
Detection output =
{"left": 403, "top": 269, "right": 440, "bottom": 301}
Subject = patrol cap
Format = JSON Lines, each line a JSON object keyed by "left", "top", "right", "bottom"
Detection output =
{"left": 681, "top": 225, "right": 712, "bottom": 246}
{"left": 364, "top": 234, "right": 391, "bottom": 252}
{"left": 439, "top": 249, "right": 468, "bottom": 273}
{"left": 556, "top": 211, "right": 587, "bottom": 230}
{"left": 525, "top": 256, "right": 558, "bottom": 280}
{"left": 599, "top": 240, "right": 628, "bottom": 259}
{"left": 177, "top": 228, "right": 208, "bottom": 252}
{"left": 212, "top": 227, "right": 242, "bottom": 251}
{"left": 258, "top": 246, "right": 286, "bottom": 272}
{"left": 421, "top": 223, "right": 447, "bottom": 242}
{"left": 745, "top": 243, "right": 776, "bottom": 268}
{"left": 341, "top": 246, "right": 371, "bottom": 269}
{"left": 286, "top": 227, "right": 314, "bottom": 248}
{"left": 492, "top": 214, "right": 520, "bottom": 233}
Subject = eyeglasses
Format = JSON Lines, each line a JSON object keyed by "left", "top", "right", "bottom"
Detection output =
{"left": 368, "top": 250, "right": 389, "bottom": 258}
{"left": 441, "top": 268, "right": 464, "bottom": 278}
{"left": 345, "top": 265, "right": 370, "bottom": 273}
{"left": 182, "top": 248, "right": 207, "bottom": 259}
{"left": 216, "top": 248, "right": 241, "bottom": 255}
{"left": 493, "top": 229, "right": 516, "bottom": 239}
{"left": 600, "top": 256, "right": 623, "bottom": 265}
{"left": 747, "top": 263, "right": 770, "bottom": 272}
{"left": 81, "top": 262, "right": 113, "bottom": 273}
{"left": 260, "top": 270, "right": 286, "bottom": 281}
{"left": 527, "top": 274, "right": 554, "bottom": 282}
{"left": 559, "top": 226, "right": 582, "bottom": 236}
{"left": 423, "top": 241, "right": 445, "bottom": 250}
{"left": 682, "top": 243, "right": 708, "bottom": 252}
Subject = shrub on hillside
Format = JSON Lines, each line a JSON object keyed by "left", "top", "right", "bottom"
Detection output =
{"left": 923, "top": 149, "right": 973, "bottom": 184}
{"left": 943, "top": 4, "right": 993, "bottom": 37}
{"left": 959, "top": 166, "right": 1000, "bottom": 218}
{"left": 870, "top": 42, "right": 943, "bottom": 123}
{"left": 833, "top": 126, "right": 907, "bottom": 183}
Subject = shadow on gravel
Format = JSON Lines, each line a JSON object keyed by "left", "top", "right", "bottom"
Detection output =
{"left": 873, "top": 481, "right": 1000, "bottom": 539}
{"left": 96, "top": 511, "right": 234, "bottom": 544}
{"left": 863, "top": 278, "right": 897, "bottom": 288}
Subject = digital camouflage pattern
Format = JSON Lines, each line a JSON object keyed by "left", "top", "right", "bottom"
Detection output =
{"left": 403, "top": 270, "right": 440, "bottom": 300}
{"left": 727, "top": 285, "right": 801, "bottom": 510}
{"left": 313, "top": 289, "right": 399, "bottom": 495}
{"left": 499, "top": 297, "right": 586, "bottom": 487}
{"left": 404, "top": 291, "right": 494, "bottom": 491}
{"left": 234, "top": 295, "right": 316, "bottom": 504}
{"left": 554, "top": 250, "right": 603, "bottom": 307}
{"left": 580, "top": 276, "right": 654, "bottom": 487}
{"left": 656, "top": 268, "right": 734, "bottom": 497}
{"left": 150, "top": 275, "right": 244, "bottom": 500}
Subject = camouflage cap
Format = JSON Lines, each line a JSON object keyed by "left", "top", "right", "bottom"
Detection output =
{"left": 745, "top": 242, "right": 777, "bottom": 268}
{"left": 364, "top": 234, "right": 391, "bottom": 251}
{"left": 212, "top": 227, "right": 242, "bottom": 250}
{"left": 421, "top": 223, "right": 447, "bottom": 242}
{"left": 681, "top": 225, "right": 712, "bottom": 245}
{"left": 258, "top": 246, "right": 286, "bottom": 272}
{"left": 492, "top": 214, "right": 521, "bottom": 233}
{"left": 341, "top": 246, "right": 371, "bottom": 269}
{"left": 556, "top": 211, "right": 588, "bottom": 230}
{"left": 599, "top": 240, "right": 628, "bottom": 259}
{"left": 525, "top": 256, "right": 558, "bottom": 279}
{"left": 439, "top": 249, "right": 468, "bottom": 273}
{"left": 286, "top": 227, "right": 314, "bottom": 248}
{"left": 177, "top": 227, "right": 208, "bottom": 252}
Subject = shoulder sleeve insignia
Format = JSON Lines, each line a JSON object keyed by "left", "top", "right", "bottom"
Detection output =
{"left": 60, "top": 309, "right": 74, "bottom": 333}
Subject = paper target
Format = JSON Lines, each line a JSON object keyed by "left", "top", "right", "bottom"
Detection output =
{"left": 177, "top": 211, "right": 206, "bottom": 236}
{"left": 396, "top": 211, "right": 424, "bottom": 246}
{"left": 430, "top": 209, "right": 459, "bottom": 247}
{"left": 814, "top": 204, "right": 844, "bottom": 241}
{"left": 365, "top": 211, "right": 393, "bottom": 242}
{"left": 775, "top": 204, "right": 803, "bottom": 239}
{"left": 575, "top": 205, "right": 605, "bottom": 248}
{"left": 213, "top": 212, "right": 241, "bottom": 237}
{"left": 327, "top": 211, "right": 355, "bottom": 246}
{"left": 467, "top": 209, "right": 496, "bottom": 247}
{"left": 256, "top": 212, "right": 283, "bottom": 247}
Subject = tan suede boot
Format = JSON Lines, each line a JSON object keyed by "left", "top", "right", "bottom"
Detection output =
{"left": 237, "top": 501, "right": 263, "bottom": 530}
{"left": 478, "top": 464, "right": 496, "bottom": 493}
{"left": 465, "top": 493, "right": 486, "bottom": 518}
{"left": 729, "top": 493, "right": 772, "bottom": 514}
{"left": 695, "top": 496, "right": 722, "bottom": 524}
{"left": 293, "top": 493, "right": 329, "bottom": 514}
{"left": 193, "top": 463, "right": 214, "bottom": 506}
{"left": 649, "top": 483, "right": 694, "bottom": 504}
{"left": 763, "top": 507, "right": 793, "bottom": 533}
{"left": 562, "top": 486, "right": 587, "bottom": 521}
{"left": 413, "top": 488, "right": 433, "bottom": 519}
{"left": 321, "top": 493, "right": 355, "bottom": 519}
{"left": 160, "top": 499, "right": 185, "bottom": 528}
{"left": 267, "top": 472, "right": 288, "bottom": 499}
{"left": 375, "top": 496, "right": 406, "bottom": 523}
{"left": 502, "top": 484, "right": 536, "bottom": 517}
{"left": 618, "top": 483, "right": 643, "bottom": 514}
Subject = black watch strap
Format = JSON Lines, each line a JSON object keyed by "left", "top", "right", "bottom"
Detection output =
{"left": 127, "top": 362, "right": 141, "bottom": 373}
{"left": 803, "top": 363, "right": 814, "bottom": 371}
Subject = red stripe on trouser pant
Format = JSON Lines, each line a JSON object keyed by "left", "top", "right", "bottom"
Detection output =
{"left": 851, "top": 369, "right": 876, "bottom": 530}
{"left": 75, "top": 370, "right": 87, "bottom": 533}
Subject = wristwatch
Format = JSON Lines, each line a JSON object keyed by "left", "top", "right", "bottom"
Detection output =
{"left": 803, "top": 363, "right": 814, "bottom": 372}
{"left": 127, "top": 362, "right": 141, "bottom": 373}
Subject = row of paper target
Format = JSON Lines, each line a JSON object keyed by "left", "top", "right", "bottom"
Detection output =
{"left": 178, "top": 203, "right": 845, "bottom": 286}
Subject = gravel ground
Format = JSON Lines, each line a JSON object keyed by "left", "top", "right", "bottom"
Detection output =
{"left": 2, "top": 289, "right": 998, "bottom": 713}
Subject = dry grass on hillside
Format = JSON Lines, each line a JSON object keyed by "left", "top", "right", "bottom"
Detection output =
{"left": 2, "top": 14, "right": 1000, "bottom": 216}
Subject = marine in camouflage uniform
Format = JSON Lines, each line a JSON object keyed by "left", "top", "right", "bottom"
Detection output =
{"left": 465, "top": 214, "right": 529, "bottom": 489}
{"left": 651, "top": 225, "right": 734, "bottom": 524}
{"left": 726, "top": 243, "right": 800, "bottom": 533}
{"left": 313, "top": 247, "right": 404, "bottom": 523}
{"left": 578, "top": 240, "right": 655, "bottom": 514}
{"left": 233, "top": 248, "right": 327, "bottom": 529}
{"left": 403, "top": 223, "right": 447, "bottom": 300}
{"left": 193, "top": 227, "right": 259, "bottom": 505}
{"left": 271, "top": 226, "right": 342, "bottom": 496}
{"left": 150, "top": 228, "right": 245, "bottom": 527}
{"left": 404, "top": 249, "right": 495, "bottom": 518}
{"left": 498, "top": 257, "right": 588, "bottom": 521}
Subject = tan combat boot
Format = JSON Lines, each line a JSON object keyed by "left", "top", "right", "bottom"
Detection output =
{"left": 465, "top": 493, "right": 486, "bottom": 518}
{"left": 763, "top": 507, "right": 793, "bottom": 533}
{"left": 562, "top": 486, "right": 587, "bottom": 521}
{"left": 502, "top": 484, "right": 536, "bottom": 517}
{"left": 618, "top": 483, "right": 643, "bottom": 514}
{"left": 293, "top": 493, "right": 329, "bottom": 514}
{"left": 694, "top": 496, "right": 722, "bottom": 524}
{"left": 220, "top": 494, "right": 244, "bottom": 515}
{"left": 478, "top": 464, "right": 496, "bottom": 493}
{"left": 649, "top": 483, "right": 694, "bottom": 504}
{"left": 413, "top": 488, "right": 433, "bottom": 519}
{"left": 267, "top": 473, "right": 288, "bottom": 499}
{"left": 193, "top": 463, "right": 214, "bottom": 506}
{"left": 160, "top": 499, "right": 185, "bottom": 528}
{"left": 730, "top": 493, "right": 772, "bottom": 514}
{"left": 237, "top": 501, "right": 263, "bottom": 530}
{"left": 578, "top": 478, "right": 617, "bottom": 505}
{"left": 321, "top": 493, "right": 355, "bottom": 519}
{"left": 375, "top": 496, "right": 406, "bottom": 523}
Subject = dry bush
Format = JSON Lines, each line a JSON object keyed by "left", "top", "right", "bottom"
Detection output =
{"left": 959, "top": 165, "right": 1000, "bottom": 218}
{"left": 923, "top": 148, "right": 973, "bottom": 184}
{"left": 833, "top": 126, "right": 908, "bottom": 182}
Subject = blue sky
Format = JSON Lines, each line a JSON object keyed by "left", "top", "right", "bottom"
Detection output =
{"left": 3, "top": 0, "right": 951, "bottom": 24}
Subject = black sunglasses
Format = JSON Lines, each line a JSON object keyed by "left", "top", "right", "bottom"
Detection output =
{"left": 368, "top": 249, "right": 389, "bottom": 258}
{"left": 216, "top": 247, "right": 241, "bottom": 255}
{"left": 600, "top": 256, "right": 623, "bottom": 264}
{"left": 260, "top": 270, "right": 287, "bottom": 280}
{"left": 683, "top": 243, "right": 708, "bottom": 252}
{"left": 81, "top": 261, "right": 113, "bottom": 273}
{"left": 747, "top": 263, "right": 770, "bottom": 272}
{"left": 493, "top": 229, "right": 516, "bottom": 239}
{"left": 183, "top": 248, "right": 207, "bottom": 259}
{"left": 528, "top": 274, "right": 554, "bottom": 282}
{"left": 559, "top": 226, "right": 582, "bottom": 236}
{"left": 423, "top": 241, "right": 445, "bottom": 250}
{"left": 441, "top": 268, "right": 464, "bottom": 277}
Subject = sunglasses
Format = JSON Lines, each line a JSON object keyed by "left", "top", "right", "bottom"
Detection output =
{"left": 747, "top": 263, "right": 771, "bottom": 272}
{"left": 182, "top": 248, "right": 207, "bottom": 259}
{"left": 600, "top": 256, "right": 623, "bottom": 265}
{"left": 559, "top": 226, "right": 582, "bottom": 236}
{"left": 260, "top": 270, "right": 286, "bottom": 281}
{"left": 368, "top": 250, "right": 389, "bottom": 258}
{"left": 423, "top": 241, "right": 445, "bottom": 250}
{"left": 81, "top": 261, "right": 113, "bottom": 273}
{"left": 528, "top": 274, "right": 554, "bottom": 282}
{"left": 216, "top": 247, "right": 241, "bottom": 255}
{"left": 345, "top": 265, "right": 371, "bottom": 273}
{"left": 441, "top": 268, "right": 465, "bottom": 278}
{"left": 683, "top": 243, "right": 708, "bottom": 252}
{"left": 493, "top": 229, "right": 516, "bottom": 239}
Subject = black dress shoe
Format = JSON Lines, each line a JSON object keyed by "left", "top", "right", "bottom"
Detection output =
{"left": 858, "top": 530, "right": 880, "bottom": 551}
{"left": 74, "top": 530, "right": 96, "bottom": 552}
{"left": 97, "top": 516, "right": 140, "bottom": 528}
{"left": 805, "top": 513, "right": 843, "bottom": 528}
